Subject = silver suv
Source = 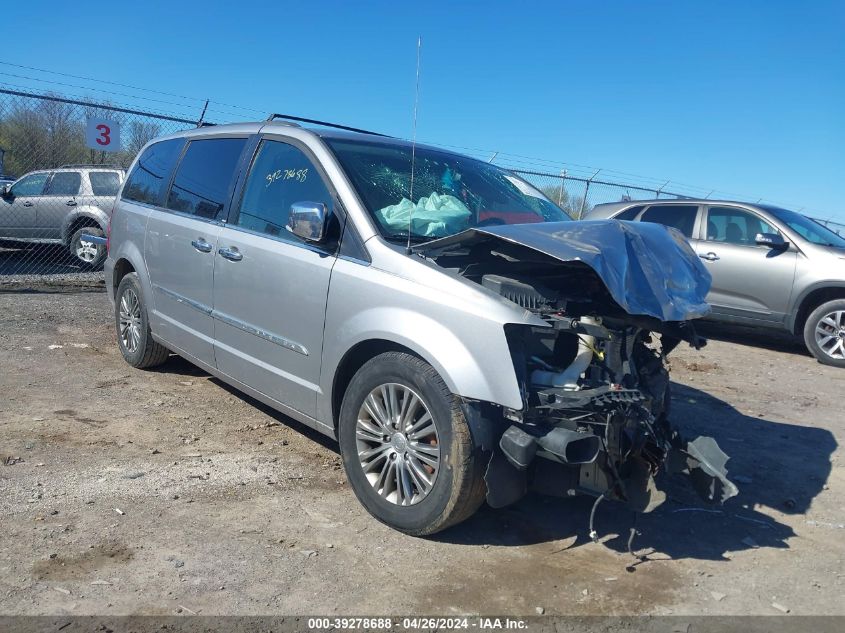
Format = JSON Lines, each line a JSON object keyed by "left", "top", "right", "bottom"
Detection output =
{"left": 586, "top": 200, "right": 845, "bottom": 368}
{"left": 105, "top": 119, "right": 736, "bottom": 535}
{"left": 0, "top": 165, "right": 125, "bottom": 268}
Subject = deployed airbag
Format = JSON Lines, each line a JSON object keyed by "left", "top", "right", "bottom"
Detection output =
{"left": 375, "top": 192, "right": 472, "bottom": 237}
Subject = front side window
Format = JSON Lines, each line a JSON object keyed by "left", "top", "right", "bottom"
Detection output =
{"left": 166, "top": 138, "right": 248, "bottom": 219}
{"left": 235, "top": 140, "right": 333, "bottom": 243}
{"left": 640, "top": 204, "right": 698, "bottom": 238}
{"left": 325, "top": 138, "right": 569, "bottom": 241}
{"left": 45, "top": 172, "right": 82, "bottom": 196}
{"left": 706, "top": 206, "right": 779, "bottom": 245}
{"left": 10, "top": 172, "right": 49, "bottom": 197}
{"left": 761, "top": 205, "right": 845, "bottom": 248}
{"left": 90, "top": 171, "right": 121, "bottom": 196}
{"left": 123, "top": 138, "right": 185, "bottom": 206}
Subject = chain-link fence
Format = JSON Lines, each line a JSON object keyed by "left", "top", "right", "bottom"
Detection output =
{"left": 509, "top": 169, "right": 688, "bottom": 219}
{"left": 0, "top": 88, "right": 202, "bottom": 287}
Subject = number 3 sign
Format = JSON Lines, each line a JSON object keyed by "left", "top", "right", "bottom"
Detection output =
{"left": 85, "top": 118, "right": 121, "bottom": 152}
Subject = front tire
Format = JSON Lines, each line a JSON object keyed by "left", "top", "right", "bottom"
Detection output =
{"left": 115, "top": 273, "right": 169, "bottom": 369}
{"left": 69, "top": 226, "right": 107, "bottom": 270}
{"left": 338, "top": 352, "right": 486, "bottom": 536}
{"left": 804, "top": 299, "right": 845, "bottom": 368}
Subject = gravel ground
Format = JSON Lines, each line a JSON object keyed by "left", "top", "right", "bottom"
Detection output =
{"left": 0, "top": 289, "right": 842, "bottom": 617}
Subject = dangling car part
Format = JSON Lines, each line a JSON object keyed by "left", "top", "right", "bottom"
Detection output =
{"left": 415, "top": 221, "right": 738, "bottom": 515}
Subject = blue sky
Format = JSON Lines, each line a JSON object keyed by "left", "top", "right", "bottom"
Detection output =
{"left": 4, "top": 1, "right": 844, "bottom": 219}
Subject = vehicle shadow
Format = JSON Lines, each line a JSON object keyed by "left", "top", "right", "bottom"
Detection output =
{"left": 696, "top": 321, "right": 810, "bottom": 357}
{"left": 439, "top": 381, "right": 835, "bottom": 562}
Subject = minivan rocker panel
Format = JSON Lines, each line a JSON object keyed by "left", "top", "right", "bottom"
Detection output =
{"left": 105, "top": 121, "right": 736, "bottom": 536}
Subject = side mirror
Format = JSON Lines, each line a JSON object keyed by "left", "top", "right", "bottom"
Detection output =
{"left": 755, "top": 232, "right": 788, "bottom": 249}
{"left": 286, "top": 201, "right": 328, "bottom": 243}
{"left": 1, "top": 184, "right": 11, "bottom": 198}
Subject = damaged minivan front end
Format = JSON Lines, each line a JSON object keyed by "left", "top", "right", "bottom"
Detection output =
{"left": 415, "top": 219, "right": 738, "bottom": 517}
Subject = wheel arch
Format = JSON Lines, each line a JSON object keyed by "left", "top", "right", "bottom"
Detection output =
{"left": 790, "top": 283, "right": 845, "bottom": 335}
{"left": 61, "top": 208, "right": 108, "bottom": 245}
{"left": 329, "top": 339, "right": 431, "bottom": 433}
{"left": 112, "top": 258, "right": 136, "bottom": 295}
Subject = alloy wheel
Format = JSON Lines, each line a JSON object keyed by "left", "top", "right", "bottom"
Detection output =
{"left": 815, "top": 310, "right": 845, "bottom": 360}
{"left": 75, "top": 238, "right": 100, "bottom": 263}
{"left": 356, "top": 383, "right": 440, "bottom": 506}
{"left": 119, "top": 288, "right": 142, "bottom": 354}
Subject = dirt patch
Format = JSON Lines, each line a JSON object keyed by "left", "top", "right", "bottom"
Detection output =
{"left": 31, "top": 543, "right": 134, "bottom": 582}
{"left": 672, "top": 359, "right": 720, "bottom": 373}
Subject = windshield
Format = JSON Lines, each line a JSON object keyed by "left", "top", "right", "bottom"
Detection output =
{"left": 761, "top": 205, "right": 845, "bottom": 248}
{"left": 325, "top": 138, "right": 570, "bottom": 241}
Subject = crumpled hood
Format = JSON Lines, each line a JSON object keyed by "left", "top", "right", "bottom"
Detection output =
{"left": 415, "top": 220, "right": 712, "bottom": 322}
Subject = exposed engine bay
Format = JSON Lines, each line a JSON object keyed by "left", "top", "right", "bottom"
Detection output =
{"left": 416, "top": 221, "right": 739, "bottom": 520}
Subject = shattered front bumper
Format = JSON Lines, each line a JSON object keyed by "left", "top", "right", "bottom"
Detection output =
{"left": 464, "top": 402, "right": 738, "bottom": 513}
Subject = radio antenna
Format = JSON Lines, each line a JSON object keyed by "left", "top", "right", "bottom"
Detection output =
{"left": 407, "top": 36, "right": 422, "bottom": 254}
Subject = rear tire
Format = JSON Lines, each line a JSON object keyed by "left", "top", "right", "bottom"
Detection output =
{"left": 338, "top": 351, "right": 486, "bottom": 536}
{"left": 69, "top": 226, "right": 107, "bottom": 270}
{"left": 804, "top": 299, "right": 845, "bottom": 368}
{"left": 115, "top": 272, "right": 169, "bottom": 369}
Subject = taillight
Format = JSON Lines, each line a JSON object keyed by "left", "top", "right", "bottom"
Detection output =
{"left": 106, "top": 218, "right": 111, "bottom": 254}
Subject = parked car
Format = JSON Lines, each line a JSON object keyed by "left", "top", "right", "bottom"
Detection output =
{"left": 585, "top": 199, "right": 845, "bottom": 367}
{"left": 0, "top": 165, "right": 125, "bottom": 268}
{"left": 105, "top": 120, "right": 735, "bottom": 535}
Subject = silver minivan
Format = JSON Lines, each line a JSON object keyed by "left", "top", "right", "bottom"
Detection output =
{"left": 105, "top": 119, "right": 735, "bottom": 535}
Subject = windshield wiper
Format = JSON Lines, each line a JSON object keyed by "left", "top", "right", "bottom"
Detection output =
{"left": 383, "top": 233, "right": 435, "bottom": 244}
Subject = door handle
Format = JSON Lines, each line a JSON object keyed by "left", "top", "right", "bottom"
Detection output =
{"left": 66, "top": 200, "right": 77, "bottom": 207}
{"left": 218, "top": 246, "right": 243, "bottom": 262}
{"left": 191, "top": 238, "right": 213, "bottom": 253}
{"left": 23, "top": 201, "right": 34, "bottom": 207}
{"left": 699, "top": 252, "right": 720, "bottom": 262}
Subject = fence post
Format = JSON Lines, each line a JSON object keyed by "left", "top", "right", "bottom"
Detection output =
{"left": 197, "top": 99, "right": 210, "bottom": 127}
{"left": 558, "top": 170, "right": 567, "bottom": 206}
{"left": 578, "top": 169, "right": 600, "bottom": 219}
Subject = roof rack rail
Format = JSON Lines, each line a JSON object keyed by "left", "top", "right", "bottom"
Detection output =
{"left": 59, "top": 164, "right": 124, "bottom": 169}
{"left": 265, "top": 113, "right": 389, "bottom": 137}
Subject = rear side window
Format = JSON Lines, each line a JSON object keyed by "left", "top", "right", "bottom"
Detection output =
{"left": 122, "top": 138, "right": 184, "bottom": 206}
{"left": 165, "top": 138, "right": 248, "bottom": 219}
{"left": 90, "top": 171, "right": 121, "bottom": 196}
{"left": 10, "top": 172, "right": 49, "bottom": 197}
{"left": 614, "top": 205, "right": 644, "bottom": 221}
{"left": 45, "top": 172, "right": 81, "bottom": 196}
{"left": 640, "top": 205, "right": 698, "bottom": 238}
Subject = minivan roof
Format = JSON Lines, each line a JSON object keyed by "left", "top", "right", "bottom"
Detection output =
{"left": 154, "top": 120, "right": 466, "bottom": 157}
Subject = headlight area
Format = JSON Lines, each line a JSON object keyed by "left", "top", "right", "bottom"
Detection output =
{"left": 463, "top": 314, "right": 738, "bottom": 540}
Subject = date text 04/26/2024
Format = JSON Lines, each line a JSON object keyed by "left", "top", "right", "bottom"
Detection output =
{"left": 306, "top": 617, "right": 529, "bottom": 630}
